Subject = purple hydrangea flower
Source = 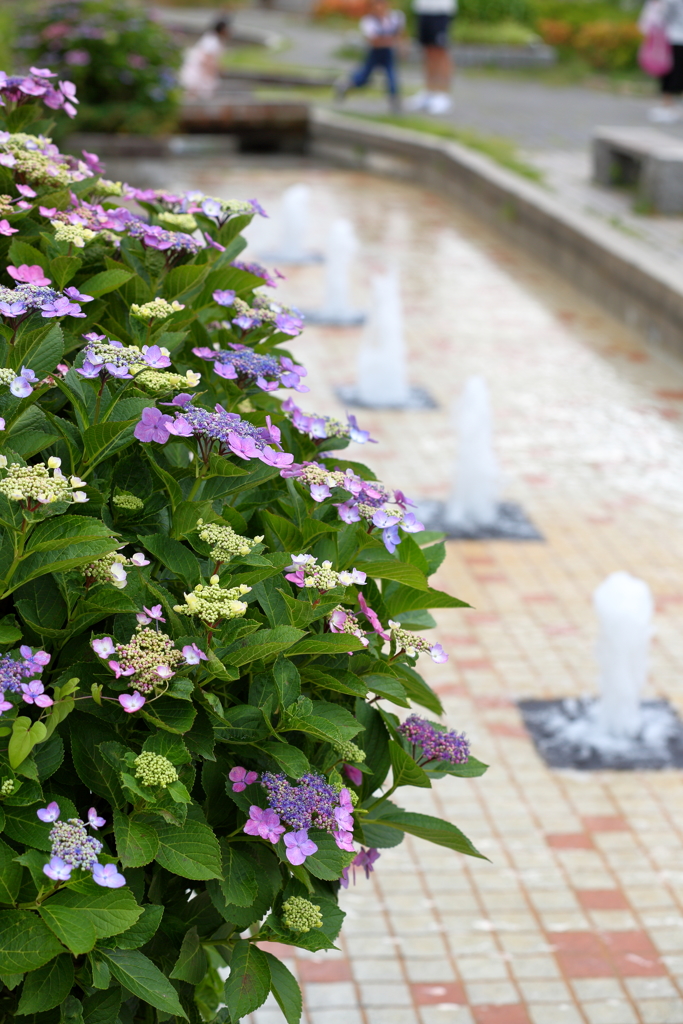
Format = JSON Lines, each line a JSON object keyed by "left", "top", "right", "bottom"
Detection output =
{"left": 243, "top": 806, "right": 286, "bottom": 844}
{"left": 229, "top": 766, "right": 259, "bottom": 792}
{"left": 92, "top": 863, "right": 126, "bottom": 888}
{"left": 284, "top": 829, "right": 318, "bottom": 866}
{"left": 119, "top": 691, "right": 145, "bottom": 713}
{"left": 397, "top": 715, "right": 470, "bottom": 765}
{"left": 43, "top": 856, "right": 72, "bottom": 881}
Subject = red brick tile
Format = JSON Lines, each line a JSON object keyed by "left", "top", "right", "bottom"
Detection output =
{"left": 463, "top": 556, "right": 496, "bottom": 565}
{"left": 578, "top": 890, "right": 630, "bottom": 910}
{"left": 582, "top": 816, "right": 628, "bottom": 832}
{"left": 256, "top": 940, "right": 295, "bottom": 958}
{"left": 488, "top": 723, "right": 528, "bottom": 738}
{"left": 656, "top": 389, "right": 683, "bottom": 399}
{"left": 473, "top": 1005, "right": 531, "bottom": 1024}
{"left": 475, "top": 574, "right": 508, "bottom": 583}
{"left": 553, "top": 932, "right": 615, "bottom": 977}
{"left": 456, "top": 659, "right": 495, "bottom": 671}
{"left": 658, "top": 408, "right": 680, "bottom": 420}
{"left": 602, "top": 931, "right": 667, "bottom": 976}
{"left": 625, "top": 352, "right": 649, "bottom": 362}
{"left": 467, "top": 613, "right": 500, "bottom": 624}
{"left": 297, "top": 959, "right": 353, "bottom": 982}
{"left": 547, "top": 833, "right": 593, "bottom": 850}
{"left": 434, "top": 683, "right": 469, "bottom": 697}
{"left": 412, "top": 983, "right": 466, "bottom": 1005}
{"left": 476, "top": 696, "right": 513, "bottom": 708}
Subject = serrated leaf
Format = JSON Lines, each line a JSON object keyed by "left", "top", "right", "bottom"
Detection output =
{"left": 389, "top": 743, "right": 431, "bottom": 789}
{"left": 363, "top": 805, "right": 487, "bottom": 859}
{"left": 113, "top": 811, "right": 159, "bottom": 868}
{"left": 5, "top": 516, "right": 117, "bottom": 595}
{"left": 82, "top": 420, "right": 136, "bottom": 467}
{"left": 17, "top": 954, "right": 74, "bottom": 1015}
{"left": 263, "top": 951, "right": 302, "bottom": 1024}
{"left": 358, "top": 559, "right": 428, "bottom": 591}
{"left": 169, "top": 926, "right": 207, "bottom": 984}
{"left": 111, "top": 903, "right": 164, "bottom": 950}
{"left": 153, "top": 818, "right": 222, "bottom": 880}
{"left": 224, "top": 625, "right": 305, "bottom": 667}
{"left": 219, "top": 840, "right": 258, "bottom": 907}
{"left": 80, "top": 268, "right": 134, "bottom": 297}
{"left": 138, "top": 533, "right": 200, "bottom": 589}
{"left": 0, "top": 910, "right": 65, "bottom": 972}
{"left": 384, "top": 584, "right": 470, "bottom": 615}
{"left": 223, "top": 939, "right": 270, "bottom": 1019}
{"left": 0, "top": 837, "right": 23, "bottom": 905}
{"left": 285, "top": 634, "right": 366, "bottom": 656}
{"left": 97, "top": 948, "right": 187, "bottom": 1019}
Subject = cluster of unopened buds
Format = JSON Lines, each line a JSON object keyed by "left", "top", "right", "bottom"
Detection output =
{"left": 91, "top": 606, "right": 207, "bottom": 709}
{"left": 82, "top": 551, "right": 150, "bottom": 589}
{"left": 193, "top": 338, "right": 308, "bottom": 393}
{"left": 282, "top": 398, "right": 375, "bottom": 445}
{"left": 36, "top": 801, "right": 126, "bottom": 888}
{"left": 173, "top": 576, "right": 251, "bottom": 625}
{"left": 0, "top": 456, "right": 87, "bottom": 506}
{"left": 196, "top": 519, "right": 263, "bottom": 563}
{"left": 130, "top": 298, "right": 185, "bottom": 322}
{"left": 0, "top": 645, "right": 52, "bottom": 716}
{"left": 284, "top": 554, "right": 366, "bottom": 592}
{"left": 282, "top": 462, "right": 423, "bottom": 553}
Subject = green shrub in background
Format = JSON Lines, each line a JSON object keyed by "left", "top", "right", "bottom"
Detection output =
{"left": 0, "top": 72, "right": 487, "bottom": 1023}
{"left": 14, "top": 0, "right": 180, "bottom": 136}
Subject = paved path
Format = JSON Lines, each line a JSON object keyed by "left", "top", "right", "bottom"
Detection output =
{"left": 118, "top": 153, "right": 683, "bottom": 1024}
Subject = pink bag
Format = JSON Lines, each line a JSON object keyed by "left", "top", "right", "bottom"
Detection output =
{"left": 638, "top": 26, "right": 674, "bottom": 76}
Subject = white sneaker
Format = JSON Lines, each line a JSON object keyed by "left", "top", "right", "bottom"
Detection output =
{"left": 649, "top": 105, "right": 680, "bottom": 123}
{"left": 426, "top": 92, "right": 452, "bottom": 115}
{"left": 405, "top": 90, "right": 432, "bottom": 112}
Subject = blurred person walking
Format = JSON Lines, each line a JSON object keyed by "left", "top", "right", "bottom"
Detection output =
{"left": 640, "top": 0, "right": 683, "bottom": 121}
{"left": 179, "top": 17, "right": 231, "bottom": 100}
{"left": 335, "top": 0, "right": 406, "bottom": 113}
{"left": 406, "top": 0, "right": 456, "bottom": 115}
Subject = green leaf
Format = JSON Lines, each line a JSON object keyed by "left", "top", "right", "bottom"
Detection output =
{"left": 361, "top": 672, "right": 410, "bottom": 707}
{"left": 384, "top": 585, "right": 469, "bottom": 615}
{"left": 9, "top": 240, "right": 47, "bottom": 271}
{"left": 97, "top": 948, "right": 187, "bottom": 1019}
{"left": 358, "top": 560, "right": 428, "bottom": 591}
{"left": 49, "top": 255, "right": 82, "bottom": 289}
{"left": 286, "top": 634, "right": 366, "bottom": 656}
{"left": 424, "top": 755, "right": 489, "bottom": 780}
{"left": 0, "top": 910, "right": 65, "bottom": 972}
{"left": 390, "top": 743, "right": 431, "bottom": 789}
{"left": 389, "top": 663, "right": 444, "bottom": 716}
{"left": 153, "top": 818, "right": 222, "bottom": 880}
{"left": 162, "top": 264, "right": 208, "bottom": 300}
{"left": 138, "top": 534, "right": 200, "bottom": 589}
{"left": 16, "top": 954, "right": 74, "bottom": 1015}
{"left": 223, "top": 940, "right": 270, "bottom": 1020}
{"left": 111, "top": 904, "right": 164, "bottom": 950}
{"left": 0, "top": 837, "right": 23, "bottom": 905}
{"left": 113, "top": 811, "right": 159, "bottom": 869}
{"left": 0, "top": 614, "right": 21, "bottom": 643}
{"left": 39, "top": 884, "right": 142, "bottom": 956}
{"left": 5, "top": 516, "right": 117, "bottom": 595}
{"left": 364, "top": 805, "right": 487, "bottom": 859}
{"left": 170, "top": 926, "right": 208, "bottom": 984}
{"left": 4, "top": 797, "right": 76, "bottom": 851}
{"left": 273, "top": 655, "right": 300, "bottom": 707}
{"left": 263, "top": 951, "right": 302, "bottom": 1024}
{"left": 13, "top": 322, "right": 63, "bottom": 380}
{"left": 80, "top": 269, "right": 134, "bottom": 297}
{"left": 82, "top": 987, "right": 122, "bottom": 1024}
{"left": 224, "top": 625, "right": 305, "bottom": 667}
{"left": 218, "top": 840, "right": 258, "bottom": 907}
{"left": 82, "top": 420, "right": 136, "bottom": 467}
{"left": 258, "top": 740, "right": 310, "bottom": 779}
{"left": 61, "top": 994, "right": 84, "bottom": 1024}
{"left": 260, "top": 511, "right": 302, "bottom": 553}
{"left": 70, "top": 724, "right": 126, "bottom": 810}
{"left": 283, "top": 701, "right": 363, "bottom": 745}
{"left": 300, "top": 831, "right": 353, "bottom": 881}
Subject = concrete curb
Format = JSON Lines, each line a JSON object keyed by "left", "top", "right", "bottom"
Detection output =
{"left": 308, "top": 107, "right": 683, "bottom": 358}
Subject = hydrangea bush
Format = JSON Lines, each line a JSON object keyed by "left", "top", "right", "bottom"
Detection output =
{"left": 0, "top": 74, "right": 487, "bottom": 1024}
{"left": 15, "top": 0, "right": 180, "bottom": 137}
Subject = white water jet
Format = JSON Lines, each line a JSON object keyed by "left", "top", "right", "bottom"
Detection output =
{"left": 594, "top": 571, "right": 653, "bottom": 738}
{"left": 321, "top": 218, "right": 361, "bottom": 321}
{"left": 266, "top": 183, "right": 319, "bottom": 264}
{"left": 445, "top": 376, "right": 500, "bottom": 530}
{"left": 355, "top": 269, "right": 410, "bottom": 407}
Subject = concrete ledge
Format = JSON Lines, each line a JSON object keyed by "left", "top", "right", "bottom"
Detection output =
{"left": 308, "top": 108, "right": 683, "bottom": 359}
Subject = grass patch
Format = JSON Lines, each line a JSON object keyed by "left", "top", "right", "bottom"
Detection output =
{"left": 453, "top": 19, "right": 540, "bottom": 45}
{"left": 352, "top": 112, "right": 543, "bottom": 182}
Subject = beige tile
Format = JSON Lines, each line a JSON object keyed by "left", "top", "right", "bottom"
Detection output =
{"left": 518, "top": 980, "right": 572, "bottom": 1002}
{"left": 636, "top": 998, "right": 683, "bottom": 1023}
{"left": 582, "top": 1001, "right": 638, "bottom": 1024}
{"left": 464, "top": 982, "right": 519, "bottom": 1005}
{"left": 528, "top": 1005, "right": 584, "bottom": 1024}
{"left": 405, "top": 959, "right": 457, "bottom": 983}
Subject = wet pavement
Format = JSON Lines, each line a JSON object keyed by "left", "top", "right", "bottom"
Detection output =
{"left": 119, "top": 156, "right": 683, "bottom": 1024}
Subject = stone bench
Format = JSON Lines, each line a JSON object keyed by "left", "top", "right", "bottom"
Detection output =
{"left": 592, "top": 126, "right": 683, "bottom": 214}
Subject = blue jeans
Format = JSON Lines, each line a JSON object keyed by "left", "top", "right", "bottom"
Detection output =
{"left": 351, "top": 47, "right": 398, "bottom": 97}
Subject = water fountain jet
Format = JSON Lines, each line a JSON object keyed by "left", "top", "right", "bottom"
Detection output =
{"left": 519, "top": 571, "right": 683, "bottom": 769}
{"left": 336, "top": 269, "right": 435, "bottom": 409}
{"left": 261, "top": 183, "right": 322, "bottom": 265}
{"left": 414, "top": 376, "right": 541, "bottom": 539}
{"left": 302, "top": 218, "right": 365, "bottom": 327}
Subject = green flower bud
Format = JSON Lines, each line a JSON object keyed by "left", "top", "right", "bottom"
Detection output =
{"left": 134, "top": 752, "right": 178, "bottom": 789}
{"left": 282, "top": 896, "right": 323, "bottom": 933}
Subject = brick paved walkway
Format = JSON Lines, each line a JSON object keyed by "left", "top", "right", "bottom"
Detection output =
{"left": 116, "top": 155, "right": 683, "bottom": 1023}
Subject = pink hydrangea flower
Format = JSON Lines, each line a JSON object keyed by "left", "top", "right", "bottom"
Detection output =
{"left": 229, "top": 766, "right": 259, "bottom": 792}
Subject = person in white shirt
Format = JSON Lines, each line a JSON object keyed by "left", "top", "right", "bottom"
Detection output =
{"left": 643, "top": 0, "right": 683, "bottom": 121}
{"left": 335, "top": 0, "right": 406, "bottom": 112}
{"left": 179, "top": 18, "right": 231, "bottom": 101}
{"left": 407, "top": 0, "right": 456, "bottom": 115}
